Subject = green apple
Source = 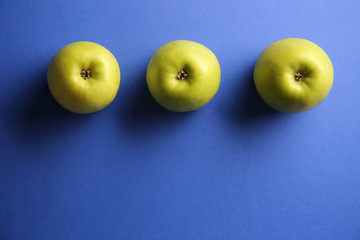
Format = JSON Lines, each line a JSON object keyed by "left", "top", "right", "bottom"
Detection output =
{"left": 146, "top": 40, "right": 221, "bottom": 112}
{"left": 47, "top": 41, "right": 120, "bottom": 114}
{"left": 254, "top": 38, "right": 333, "bottom": 113}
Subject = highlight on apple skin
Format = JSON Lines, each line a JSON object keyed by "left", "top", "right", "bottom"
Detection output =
{"left": 47, "top": 41, "right": 121, "bottom": 114}
{"left": 146, "top": 40, "right": 221, "bottom": 112}
{"left": 253, "top": 38, "right": 334, "bottom": 113}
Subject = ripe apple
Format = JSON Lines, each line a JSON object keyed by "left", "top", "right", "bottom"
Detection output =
{"left": 146, "top": 40, "right": 221, "bottom": 112}
{"left": 47, "top": 41, "right": 120, "bottom": 114}
{"left": 254, "top": 38, "right": 333, "bottom": 113}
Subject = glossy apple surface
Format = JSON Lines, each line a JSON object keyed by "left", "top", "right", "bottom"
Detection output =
{"left": 254, "top": 38, "right": 333, "bottom": 113}
{"left": 146, "top": 40, "right": 221, "bottom": 112}
{"left": 47, "top": 41, "right": 120, "bottom": 114}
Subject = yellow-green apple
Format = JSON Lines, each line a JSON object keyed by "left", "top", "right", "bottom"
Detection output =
{"left": 47, "top": 41, "right": 120, "bottom": 114}
{"left": 146, "top": 40, "right": 221, "bottom": 112}
{"left": 254, "top": 38, "right": 333, "bottom": 113}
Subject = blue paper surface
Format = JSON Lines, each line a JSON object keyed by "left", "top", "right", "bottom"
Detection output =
{"left": 1, "top": 0, "right": 360, "bottom": 239}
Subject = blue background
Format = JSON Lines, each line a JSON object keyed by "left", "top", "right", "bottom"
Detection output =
{"left": 1, "top": 0, "right": 359, "bottom": 239}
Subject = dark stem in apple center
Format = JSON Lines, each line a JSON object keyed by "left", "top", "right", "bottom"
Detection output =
{"left": 81, "top": 69, "right": 91, "bottom": 80}
{"left": 295, "top": 72, "right": 304, "bottom": 82}
{"left": 176, "top": 70, "right": 188, "bottom": 80}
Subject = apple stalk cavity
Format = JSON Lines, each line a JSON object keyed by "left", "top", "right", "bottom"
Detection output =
{"left": 81, "top": 69, "right": 91, "bottom": 80}
{"left": 176, "top": 70, "right": 188, "bottom": 80}
{"left": 295, "top": 72, "right": 304, "bottom": 82}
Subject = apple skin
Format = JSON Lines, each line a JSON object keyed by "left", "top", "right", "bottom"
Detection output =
{"left": 254, "top": 38, "right": 333, "bottom": 113}
{"left": 47, "top": 41, "right": 120, "bottom": 114}
{"left": 146, "top": 40, "right": 221, "bottom": 112}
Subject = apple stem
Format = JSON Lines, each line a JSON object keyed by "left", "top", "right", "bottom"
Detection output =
{"left": 176, "top": 70, "right": 188, "bottom": 80}
{"left": 295, "top": 72, "right": 304, "bottom": 82}
{"left": 81, "top": 69, "right": 91, "bottom": 80}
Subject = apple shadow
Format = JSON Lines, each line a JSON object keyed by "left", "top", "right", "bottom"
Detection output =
{"left": 0, "top": 228, "right": 8, "bottom": 240}
{"left": 227, "top": 62, "right": 282, "bottom": 126}
{"left": 119, "top": 65, "right": 193, "bottom": 133}
{"left": 6, "top": 67, "right": 91, "bottom": 142}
